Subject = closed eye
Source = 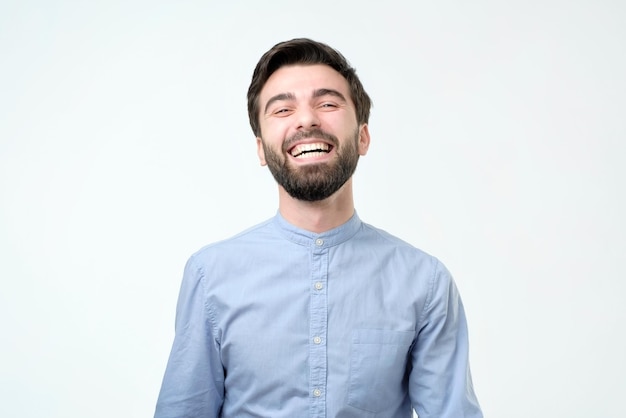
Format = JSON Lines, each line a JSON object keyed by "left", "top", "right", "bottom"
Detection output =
{"left": 271, "top": 107, "right": 294, "bottom": 116}
{"left": 318, "top": 102, "right": 339, "bottom": 110}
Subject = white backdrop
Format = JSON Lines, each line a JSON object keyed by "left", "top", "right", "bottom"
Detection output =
{"left": 1, "top": 1, "right": 625, "bottom": 417}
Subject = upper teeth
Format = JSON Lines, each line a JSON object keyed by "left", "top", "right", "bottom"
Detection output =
{"left": 291, "top": 143, "right": 330, "bottom": 157}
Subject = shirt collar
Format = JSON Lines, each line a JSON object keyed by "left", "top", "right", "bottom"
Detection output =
{"left": 272, "top": 210, "right": 362, "bottom": 248}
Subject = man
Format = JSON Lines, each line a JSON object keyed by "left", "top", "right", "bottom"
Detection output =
{"left": 155, "top": 38, "right": 483, "bottom": 418}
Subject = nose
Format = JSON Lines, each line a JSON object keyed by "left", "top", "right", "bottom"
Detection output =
{"left": 295, "top": 106, "right": 320, "bottom": 130}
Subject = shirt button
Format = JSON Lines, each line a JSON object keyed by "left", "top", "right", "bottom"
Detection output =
{"left": 315, "top": 238, "right": 324, "bottom": 246}
{"left": 313, "top": 336, "right": 322, "bottom": 344}
{"left": 314, "top": 282, "right": 323, "bottom": 290}
{"left": 313, "top": 388, "right": 322, "bottom": 397}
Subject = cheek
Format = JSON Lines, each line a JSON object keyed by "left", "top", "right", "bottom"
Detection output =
{"left": 326, "top": 112, "right": 358, "bottom": 132}
{"left": 260, "top": 121, "right": 289, "bottom": 144}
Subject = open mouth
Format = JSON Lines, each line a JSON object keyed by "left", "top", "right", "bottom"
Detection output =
{"left": 289, "top": 143, "right": 333, "bottom": 159}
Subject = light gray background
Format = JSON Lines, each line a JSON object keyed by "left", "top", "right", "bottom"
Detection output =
{"left": 1, "top": 1, "right": 624, "bottom": 417}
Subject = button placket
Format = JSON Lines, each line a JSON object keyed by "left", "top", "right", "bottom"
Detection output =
{"left": 309, "top": 238, "right": 328, "bottom": 417}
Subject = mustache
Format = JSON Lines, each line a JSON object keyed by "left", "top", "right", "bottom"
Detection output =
{"left": 282, "top": 129, "right": 339, "bottom": 153}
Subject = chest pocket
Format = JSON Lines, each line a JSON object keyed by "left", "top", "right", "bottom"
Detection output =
{"left": 347, "top": 329, "right": 415, "bottom": 413}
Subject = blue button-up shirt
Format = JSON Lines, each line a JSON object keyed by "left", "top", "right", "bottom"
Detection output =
{"left": 155, "top": 212, "right": 482, "bottom": 417}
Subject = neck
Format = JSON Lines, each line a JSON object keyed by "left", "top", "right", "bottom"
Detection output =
{"left": 277, "top": 179, "right": 355, "bottom": 233}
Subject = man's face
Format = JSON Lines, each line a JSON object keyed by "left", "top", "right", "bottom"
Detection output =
{"left": 256, "top": 64, "right": 370, "bottom": 201}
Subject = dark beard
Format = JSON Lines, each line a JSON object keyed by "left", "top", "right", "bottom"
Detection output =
{"left": 262, "top": 128, "right": 360, "bottom": 202}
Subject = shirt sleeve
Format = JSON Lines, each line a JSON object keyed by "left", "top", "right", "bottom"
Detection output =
{"left": 409, "top": 259, "right": 483, "bottom": 417}
{"left": 154, "top": 255, "right": 224, "bottom": 418}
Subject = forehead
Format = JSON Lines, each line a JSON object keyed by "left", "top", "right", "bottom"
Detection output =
{"left": 260, "top": 64, "right": 351, "bottom": 103}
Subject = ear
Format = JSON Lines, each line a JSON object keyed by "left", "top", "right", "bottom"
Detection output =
{"left": 256, "top": 137, "right": 267, "bottom": 166}
{"left": 357, "top": 124, "right": 371, "bottom": 156}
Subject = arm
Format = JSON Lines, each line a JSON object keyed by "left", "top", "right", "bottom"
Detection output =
{"left": 409, "top": 260, "right": 483, "bottom": 417}
{"left": 154, "top": 256, "right": 224, "bottom": 418}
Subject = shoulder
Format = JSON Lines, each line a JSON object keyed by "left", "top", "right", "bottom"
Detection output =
{"left": 188, "top": 217, "right": 277, "bottom": 264}
{"left": 191, "top": 219, "right": 274, "bottom": 253}
{"left": 358, "top": 221, "right": 455, "bottom": 283}
{"left": 360, "top": 221, "right": 438, "bottom": 261}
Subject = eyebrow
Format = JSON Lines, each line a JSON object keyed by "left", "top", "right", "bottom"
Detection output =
{"left": 264, "top": 92, "right": 296, "bottom": 114}
{"left": 263, "top": 89, "right": 348, "bottom": 114}
{"left": 313, "top": 88, "right": 347, "bottom": 102}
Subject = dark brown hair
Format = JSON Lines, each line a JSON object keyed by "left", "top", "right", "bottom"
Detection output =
{"left": 247, "top": 38, "right": 372, "bottom": 137}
